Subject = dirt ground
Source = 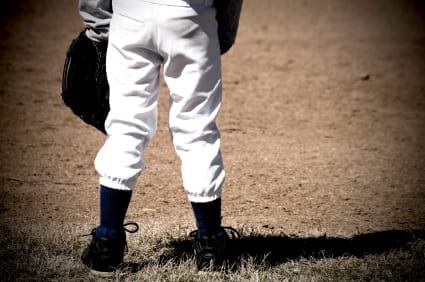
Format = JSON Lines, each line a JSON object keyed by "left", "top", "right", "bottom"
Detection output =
{"left": 0, "top": 0, "right": 424, "bottom": 237}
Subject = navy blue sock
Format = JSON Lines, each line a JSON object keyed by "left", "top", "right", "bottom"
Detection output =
{"left": 191, "top": 198, "right": 222, "bottom": 238}
{"left": 96, "top": 185, "right": 132, "bottom": 238}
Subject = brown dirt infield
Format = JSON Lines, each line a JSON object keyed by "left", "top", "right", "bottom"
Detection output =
{"left": 0, "top": 0, "right": 424, "bottom": 238}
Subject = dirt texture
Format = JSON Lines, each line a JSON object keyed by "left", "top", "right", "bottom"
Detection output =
{"left": 1, "top": 0, "right": 425, "bottom": 236}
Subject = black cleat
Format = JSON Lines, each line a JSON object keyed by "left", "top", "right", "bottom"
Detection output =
{"left": 190, "top": 226, "right": 239, "bottom": 271}
{"left": 81, "top": 222, "right": 139, "bottom": 276}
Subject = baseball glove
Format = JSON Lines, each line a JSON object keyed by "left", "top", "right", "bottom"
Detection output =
{"left": 215, "top": 0, "right": 243, "bottom": 55}
{"left": 61, "top": 29, "right": 109, "bottom": 134}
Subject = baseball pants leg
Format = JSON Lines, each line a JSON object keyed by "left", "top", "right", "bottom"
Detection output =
{"left": 94, "top": 0, "right": 224, "bottom": 202}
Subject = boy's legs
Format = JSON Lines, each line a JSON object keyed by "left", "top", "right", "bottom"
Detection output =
{"left": 82, "top": 0, "right": 229, "bottom": 272}
{"left": 159, "top": 2, "right": 228, "bottom": 269}
{"left": 82, "top": 5, "right": 162, "bottom": 273}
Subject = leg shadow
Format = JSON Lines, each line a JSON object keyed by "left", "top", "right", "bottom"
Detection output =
{"left": 158, "top": 229, "right": 425, "bottom": 270}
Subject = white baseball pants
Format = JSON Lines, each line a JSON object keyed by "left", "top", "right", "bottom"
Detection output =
{"left": 94, "top": 0, "right": 225, "bottom": 203}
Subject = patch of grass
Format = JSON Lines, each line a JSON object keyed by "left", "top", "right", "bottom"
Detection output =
{"left": 0, "top": 222, "right": 424, "bottom": 281}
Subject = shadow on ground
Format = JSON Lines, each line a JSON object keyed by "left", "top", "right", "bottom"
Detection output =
{"left": 149, "top": 229, "right": 425, "bottom": 270}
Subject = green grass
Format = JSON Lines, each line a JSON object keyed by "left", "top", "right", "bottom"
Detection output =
{"left": 0, "top": 222, "right": 424, "bottom": 281}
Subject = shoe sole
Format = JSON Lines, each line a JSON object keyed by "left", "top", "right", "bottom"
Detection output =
{"left": 89, "top": 269, "right": 116, "bottom": 278}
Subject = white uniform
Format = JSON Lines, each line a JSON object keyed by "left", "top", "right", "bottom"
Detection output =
{"left": 91, "top": 0, "right": 224, "bottom": 203}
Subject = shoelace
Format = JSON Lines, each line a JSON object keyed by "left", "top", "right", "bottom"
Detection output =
{"left": 122, "top": 222, "right": 139, "bottom": 233}
{"left": 189, "top": 226, "right": 240, "bottom": 240}
{"left": 83, "top": 222, "right": 139, "bottom": 237}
